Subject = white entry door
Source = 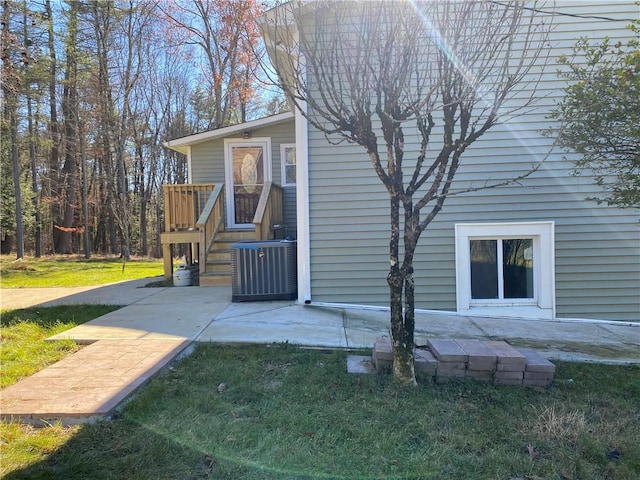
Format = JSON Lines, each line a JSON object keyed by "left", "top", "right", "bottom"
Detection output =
{"left": 224, "top": 139, "right": 272, "bottom": 229}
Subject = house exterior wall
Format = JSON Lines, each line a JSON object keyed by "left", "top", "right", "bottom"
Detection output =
{"left": 189, "top": 119, "right": 297, "bottom": 237}
{"left": 302, "top": 2, "right": 639, "bottom": 321}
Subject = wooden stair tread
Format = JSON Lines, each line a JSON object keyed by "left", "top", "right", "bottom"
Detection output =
{"left": 199, "top": 271, "right": 231, "bottom": 286}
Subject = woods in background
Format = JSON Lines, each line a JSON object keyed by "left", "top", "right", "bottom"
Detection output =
{"left": 1, "top": 0, "right": 283, "bottom": 258}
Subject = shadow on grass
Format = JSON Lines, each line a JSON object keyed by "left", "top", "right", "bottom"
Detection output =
{"left": 3, "top": 420, "right": 215, "bottom": 480}
{"left": 4, "top": 345, "right": 640, "bottom": 480}
{"left": 0, "top": 305, "right": 120, "bottom": 328}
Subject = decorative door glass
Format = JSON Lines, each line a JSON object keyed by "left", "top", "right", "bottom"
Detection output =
{"left": 231, "top": 145, "right": 264, "bottom": 226}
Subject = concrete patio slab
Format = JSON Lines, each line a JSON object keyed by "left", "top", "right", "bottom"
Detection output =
{"left": 342, "top": 309, "right": 388, "bottom": 348}
{"left": 414, "top": 312, "right": 487, "bottom": 342}
{"left": 214, "top": 300, "right": 309, "bottom": 320}
{"left": 1, "top": 286, "right": 100, "bottom": 310}
{"left": 199, "top": 320, "right": 348, "bottom": 347}
{"left": 469, "top": 316, "right": 638, "bottom": 345}
{"left": 198, "top": 303, "right": 348, "bottom": 347}
{"left": 340, "top": 308, "right": 489, "bottom": 348}
{"left": 597, "top": 322, "right": 640, "bottom": 345}
{"left": 133, "top": 285, "right": 230, "bottom": 305}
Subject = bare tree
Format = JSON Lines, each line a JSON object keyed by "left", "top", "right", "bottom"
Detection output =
{"left": 56, "top": 0, "right": 80, "bottom": 254}
{"left": 44, "top": 0, "right": 62, "bottom": 253}
{"left": 89, "top": 0, "right": 154, "bottom": 259}
{"left": 264, "top": 1, "right": 551, "bottom": 384}
{"left": 158, "top": 0, "right": 262, "bottom": 129}
{"left": 23, "top": 0, "right": 42, "bottom": 257}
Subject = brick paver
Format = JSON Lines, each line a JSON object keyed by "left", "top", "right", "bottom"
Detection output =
{"left": 372, "top": 337, "right": 558, "bottom": 387}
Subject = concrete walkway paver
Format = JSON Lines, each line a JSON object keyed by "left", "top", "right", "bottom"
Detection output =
{"left": 1, "top": 339, "right": 191, "bottom": 425}
{"left": 1, "top": 281, "right": 639, "bottom": 426}
{"left": 0, "top": 277, "right": 167, "bottom": 310}
{"left": 46, "top": 283, "right": 231, "bottom": 342}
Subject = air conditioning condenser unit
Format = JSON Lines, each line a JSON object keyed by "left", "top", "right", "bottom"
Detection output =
{"left": 231, "top": 240, "right": 297, "bottom": 302}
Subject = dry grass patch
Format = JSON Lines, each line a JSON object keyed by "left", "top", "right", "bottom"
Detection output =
{"left": 527, "top": 404, "right": 589, "bottom": 444}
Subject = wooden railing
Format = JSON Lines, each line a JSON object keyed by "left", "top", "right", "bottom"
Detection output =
{"left": 195, "top": 184, "right": 225, "bottom": 274}
{"left": 161, "top": 181, "right": 284, "bottom": 280}
{"left": 253, "top": 181, "right": 284, "bottom": 240}
{"left": 163, "top": 184, "right": 216, "bottom": 232}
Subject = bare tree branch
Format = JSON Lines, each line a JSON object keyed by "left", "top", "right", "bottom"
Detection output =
{"left": 261, "top": 0, "right": 552, "bottom": 383}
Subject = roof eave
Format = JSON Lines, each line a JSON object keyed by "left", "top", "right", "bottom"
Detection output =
{"left": 163, "top": 111, "right": 294, "bottom": 153}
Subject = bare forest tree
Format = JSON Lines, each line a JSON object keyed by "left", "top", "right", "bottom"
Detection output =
{"left": 56, "top": 0, "right": 79, "bottom": 254}
{"left": 1, "top": 0, "right": 270, "bottom": 259}
{"left": 159, "top": 0, "right": 262, "bottom": 129}
{"left": 265, "top": 1, "right": 551, "bottom": 383}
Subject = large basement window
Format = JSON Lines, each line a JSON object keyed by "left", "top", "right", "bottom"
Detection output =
{"left": 455, "top": 222, "right": 555, "bottom": 319}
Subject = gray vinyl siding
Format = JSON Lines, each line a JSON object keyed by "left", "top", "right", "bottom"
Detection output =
{"left": 304, "top": 2, "right": 640, "bottom": 321}
{"left": 189, "top": 119, "right": 296, "bottom": 237}
{"left": 282, "top": 186, "right": 297, "bottom": 238}
{"left": 190, "top": 139, "right": 225, "bottom": 184}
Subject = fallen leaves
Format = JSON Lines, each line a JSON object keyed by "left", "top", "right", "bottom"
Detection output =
{"left": 196, "top": 454, "right": 216, "bottom": 477}
{"left": 560, "top": 468, "right": 573, "bottom": 480}
{"left": 526, "top": 443, "right": 548, "bottom": 460}
{"left": 527, "top": 443, "right": 541, "bottom": 460}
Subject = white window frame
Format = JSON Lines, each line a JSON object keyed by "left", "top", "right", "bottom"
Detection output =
{"left": 281, "top": 143, "right": 296, "bottom": 186}
{"left": 455, "top": 222, "right": 555, "bottom": 319}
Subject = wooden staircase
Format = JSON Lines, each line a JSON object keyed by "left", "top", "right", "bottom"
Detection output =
{"left": 161, "top": 182, "right": 284, "bottom": 285}
{"left": 198, "top": 230, "right": 256, "bottom": 286}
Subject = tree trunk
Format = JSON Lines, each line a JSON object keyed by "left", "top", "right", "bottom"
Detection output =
{"left": 139, "top": 191, "right": 148, "bottom": 256}
{"left": 27, "top": 90, "right": 42, "bottom": 257}
{"left": 154, "top": 197, "right": 162, "bottom": 258}
{"left": 24, "top": 2, "right": 41, "bottom": 257}
{"left": 45, "top": 0, "right": 61, "bottom": 253}
{"left": 79, "top": 120, "right": 91, "bottom": 258}
{"left": 10, "top": 109, "right": 25, "bottom": 259}
{"left": 109, "top": 207, "right": 118, "bottom": 255}
{"left": 388, "top": 195, "right": 416, "bottom": 385}
{"left": 57, "top": 0, "right": 79, "bottom": 254}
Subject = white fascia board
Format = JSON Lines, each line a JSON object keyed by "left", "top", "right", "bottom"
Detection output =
{"left": 163, "top": 112, "right": 294, "bottom": 154}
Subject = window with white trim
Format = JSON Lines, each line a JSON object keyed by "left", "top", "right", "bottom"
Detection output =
{"left": 455, "top": 222, "right": 555, "bottom": 319}
{"left": 281, "top": 144, "right": 296, "bottom": 186}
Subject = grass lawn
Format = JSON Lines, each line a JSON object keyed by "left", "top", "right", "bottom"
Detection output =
{"left": 0, "top": 305, "right": 121, "bottom": 388}
{"left": 0, "top": 305, "right": 122, "bottom": 476}
{"left": 2, "top": 345, "right": 639, "bottom": 479}
{"left": 0, "top": 255, "right": 163, "bottom": 288}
